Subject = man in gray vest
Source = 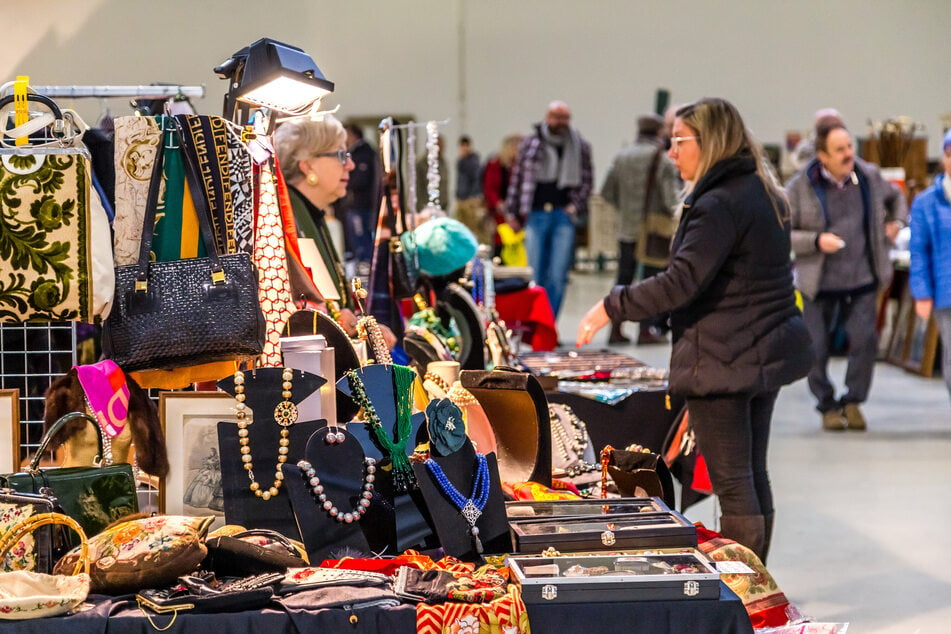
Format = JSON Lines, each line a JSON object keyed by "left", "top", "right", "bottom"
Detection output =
{"left": 787, "top": 119, "right": 906, "bottom": 431}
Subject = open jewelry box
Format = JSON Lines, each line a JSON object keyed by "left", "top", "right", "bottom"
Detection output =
{"left": 508, "top": 550, "right": 720, "bottom": 604}
{"left": 508, "top": 504, "right": 697, "bottom": 553}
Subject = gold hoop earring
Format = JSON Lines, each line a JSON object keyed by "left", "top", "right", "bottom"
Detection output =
{"left": 306, "top": 173, "right": 319, "bottom": 186}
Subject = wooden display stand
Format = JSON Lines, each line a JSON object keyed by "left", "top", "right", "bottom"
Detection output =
{"left": 859, "top": 136, "right": 929, "bottom": 205}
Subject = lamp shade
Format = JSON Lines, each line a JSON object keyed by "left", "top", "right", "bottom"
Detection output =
{"left": 216, "top": 37, "right": 334, "bottom": 118}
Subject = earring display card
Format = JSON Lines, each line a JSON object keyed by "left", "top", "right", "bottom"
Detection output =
{"left": 508, "top": 551, "right": 720, "bottom": 604}
{"left": 509, "top": 510, "right": 697, "bottom": 554}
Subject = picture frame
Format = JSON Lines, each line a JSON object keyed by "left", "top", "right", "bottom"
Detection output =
{"left": 159, "top": 391, "right": 244, "bottom": 528}
{"left": 903, "top": 312, "right": 940, "bottom": 378}
{"left": 0, "top": 389, "right": 19, "bottom": 473}
{"left": 886, "top": 285, "right": 914, "bottom": 366}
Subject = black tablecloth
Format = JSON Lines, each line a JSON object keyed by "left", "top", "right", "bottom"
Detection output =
{"left": 0, "top": 583, "right": 751, "bottom": 633}
{"left": 547, "top": 387, "right": 684, "bottom": 454}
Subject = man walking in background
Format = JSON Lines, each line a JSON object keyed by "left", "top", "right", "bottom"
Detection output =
{"left": 787, "top": 118, "right": 906, "bottom": 432}
{"left": 506, "top": 100, "right": 593, "bottom": 317}
{"left": 601, "top": 114, "right": 680, "bottom": 344}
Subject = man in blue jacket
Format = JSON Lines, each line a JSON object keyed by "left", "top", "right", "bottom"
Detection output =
{"left": 909, "top": 130, "right": 951, "bottom": 400}
{"left": 787, "top": 119, "right": 907, "bottom": 431}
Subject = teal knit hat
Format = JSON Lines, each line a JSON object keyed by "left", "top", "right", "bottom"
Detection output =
{"left": 403, "top": 217, "right": 478, "bottom": 276}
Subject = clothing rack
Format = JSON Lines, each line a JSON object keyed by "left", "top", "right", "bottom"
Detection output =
{"left": 388, "top": 118, "right": 450, "bottom": 130}
{"left": 30, "top": 85, "right": 206, "bottom": 100}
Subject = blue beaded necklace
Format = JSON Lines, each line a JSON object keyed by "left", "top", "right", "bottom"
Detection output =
{"left": 424, "top": 453, "right": 490, "bottom": 554}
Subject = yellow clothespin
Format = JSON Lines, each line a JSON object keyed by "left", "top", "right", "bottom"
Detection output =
{"left": 13, "top": 75, "right": 30, "bottom": 147}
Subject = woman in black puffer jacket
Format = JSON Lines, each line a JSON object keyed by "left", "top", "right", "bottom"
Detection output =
{"left": 577, "top": 98, "right": 812, "bottom": 562}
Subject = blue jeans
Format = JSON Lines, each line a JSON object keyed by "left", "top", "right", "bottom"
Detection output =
{"left": 936, "top": 306, "right": 951, "bottom": 400}
{"left": 525, "top": 208, "right": 575, "bottom": 317}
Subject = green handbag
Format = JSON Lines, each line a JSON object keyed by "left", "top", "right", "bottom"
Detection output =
{"left": 0, "top": 412, "right": 138, "bottom": 542}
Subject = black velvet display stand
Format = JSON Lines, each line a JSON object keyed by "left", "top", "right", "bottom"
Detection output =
{"left": 281, "top": 426, "right": 373, "bottom": 561}
{"left": 336, "top": 364, "right": 433, "bottom": 553}
{"left": 216, "top": 368, "right": 325, "bottom": 539}
{"left": 412, "top": 438, "right": 509, "bottom": 560}
{"left": 460, "top": 368, "right": 552, "bottom": 486}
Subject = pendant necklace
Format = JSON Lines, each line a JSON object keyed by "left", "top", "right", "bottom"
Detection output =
{"left": 296, "top": 456, "right": 376, "bottom": 523}
{"left": 424, "top": 452, "right": 490, "bottom": 554}
{"left": 345, "top": 365, "right": 418, "bottom": 492}
{"left": 235, "top": 368, "right": 298, "bottom": 500}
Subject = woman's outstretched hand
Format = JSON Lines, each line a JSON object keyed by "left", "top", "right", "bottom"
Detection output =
{"left": 576, "top": 300, "right": 610, "bottom": 347}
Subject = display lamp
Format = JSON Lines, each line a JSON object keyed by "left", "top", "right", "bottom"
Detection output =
{"left": 214, "top": 37, "right": 334, "bottom": 125}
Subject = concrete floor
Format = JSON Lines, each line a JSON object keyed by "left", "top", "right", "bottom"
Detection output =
{"left": 551, "top": 270, "right": 951, "bottom": 634}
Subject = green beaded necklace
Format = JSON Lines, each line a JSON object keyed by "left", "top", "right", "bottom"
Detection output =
{"left": 346, "top": 365, "right": 417, "bottom": 492}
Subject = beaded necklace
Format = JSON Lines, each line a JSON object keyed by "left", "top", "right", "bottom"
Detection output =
{"left": 424, "top": 453, "right": 490, "bottom": 554}
{"left": 345, "top": 366, "right": 418, "bottom": 492}
{"left": 234, "top": 368, "right": 298, "bottom": 501}
{"left": 297, "top": 457, "right": 376, "bottom": 523}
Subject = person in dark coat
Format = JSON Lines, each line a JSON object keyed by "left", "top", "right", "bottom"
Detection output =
{"left": 576, "top": 98, "right": 812, "bottom": 562}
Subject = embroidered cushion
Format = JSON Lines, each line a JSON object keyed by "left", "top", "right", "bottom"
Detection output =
{"left": 53, "top": 515, "right": 214, "bottom": 594}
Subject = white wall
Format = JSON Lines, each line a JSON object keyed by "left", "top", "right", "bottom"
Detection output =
{"left": 8, "top": 0, "right": 951, "bottom": 188}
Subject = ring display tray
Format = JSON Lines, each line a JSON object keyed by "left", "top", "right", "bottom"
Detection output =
{"left": 509, "top": 509, "right": 696, "bottom": 553}
{"left": 508, "top": 550, "right": 719, "bottom": 604}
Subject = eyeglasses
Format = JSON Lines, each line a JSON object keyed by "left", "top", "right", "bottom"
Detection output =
{"left": 314, "top": 150, "right": 352, "bottom": 164}
{"left": 670, "top": 136, "right": 700, "bottom": 150}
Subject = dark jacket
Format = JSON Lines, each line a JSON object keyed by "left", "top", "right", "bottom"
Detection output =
{"left": 604, "top": 154, "right": 812, "bottom": 397}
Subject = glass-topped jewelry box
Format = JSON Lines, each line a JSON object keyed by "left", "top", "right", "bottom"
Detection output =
{"left": 506, "top": 496, "right": 670, "bottom": 520}
{"left": 508, "top": 551, "right": 720, "bottom": 604}
{"left": 509, "top": 508, "right": 697, "bottom": 553}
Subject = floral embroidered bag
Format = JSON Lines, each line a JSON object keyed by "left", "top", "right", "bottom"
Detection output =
{"left": 0, "top": 87, "right": 113, "bottom": 323}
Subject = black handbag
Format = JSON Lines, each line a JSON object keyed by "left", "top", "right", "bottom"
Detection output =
{"left": 101, "top": 117, "right": 265, "bottom": 372}
{"left": 0, "top": 412, "right": 138, "bottom": 543}
{"left": 203, "top": 529, "right": 308, "bottom": 577}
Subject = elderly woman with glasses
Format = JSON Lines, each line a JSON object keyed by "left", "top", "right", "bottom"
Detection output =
{"left": 576, "top": 98, "right": 812, "bottom": 562}
{"left": 274, "top": 114, "right": 393, "bottom": 344}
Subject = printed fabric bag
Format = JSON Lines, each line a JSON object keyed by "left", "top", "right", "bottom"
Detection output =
{"left": 0, "top": 89, "right": 114, "bottom": 322}
{"left": 102, "top": 115, "right": 265, "bottom": 372}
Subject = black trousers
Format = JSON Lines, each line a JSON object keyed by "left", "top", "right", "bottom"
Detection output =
{"left": 686, "top": 390, "right": 779, "bottom": 518}
{"left": 615, "top": 240, "right": 666, "bottom": 332}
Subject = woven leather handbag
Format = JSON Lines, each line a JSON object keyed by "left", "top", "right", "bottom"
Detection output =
{"left": 102, "top": 116, "right": 265, "bottom": 372}
{"left": 0, "top": 412, "right": 137, "bottom": 543}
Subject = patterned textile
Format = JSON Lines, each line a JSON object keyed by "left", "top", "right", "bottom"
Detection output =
{"left": 176, "top": 114, "right": 234, "bottom": 254}
{"left": 74, "top": 359, "right": 129, "bottom": 438}
{"left": 254, "top": 160, "right": 295, "bottom": 365}
{"left": 54, "top": 514, "right": 215, "bottom": 595}
{"left": 501, "top": 481, "right": 581, "bottom": 501}
{"left": 695, "top": 523, "right": 791, "bottom": 628}
{"left": 112, "top": 116, "right": 161, "bottom": 266}
{"left": 227, "top": 125, "right": 254, "bottom": 255}
{"left": 0, "top": 147, "right": 94, "bottom": 322}
{"left": 0, "top": 502, "right": 37, "bottom": 571}
{"left": 416, "top": 583, "right": 530, "bottom": 634}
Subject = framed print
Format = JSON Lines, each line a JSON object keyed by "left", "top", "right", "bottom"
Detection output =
{"left": 886, "top": 285, "right": 914, "bottom": 366}
{"left": 159, "top": 391, "right": 244, "bottom": 529}
{"left": 0, "top": 389, "right": 19, "bottom": 473}
{"left": 904, "top": 312, "right": 940, "bottom": 377}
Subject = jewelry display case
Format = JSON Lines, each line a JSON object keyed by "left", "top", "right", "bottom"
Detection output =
{"left": 509, "top": 509, "right": 696, "bottom": 553}
{"left": 505, "top": 496, "right": 670, "bottom": 520}
{"left": 508, "top": 550, "right": 720, "bottom": 604}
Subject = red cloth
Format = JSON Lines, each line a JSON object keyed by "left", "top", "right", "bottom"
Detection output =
{"left": 495, "top": 286, "right": 558, "bottom": 351}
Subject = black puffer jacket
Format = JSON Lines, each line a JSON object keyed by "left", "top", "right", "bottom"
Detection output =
{"left": 604, "top": 154, "right": 812, "bottom": 397}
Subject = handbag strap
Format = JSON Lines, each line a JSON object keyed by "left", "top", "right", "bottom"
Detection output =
{"left": 0, "top": 512, "right": 88, "bottom": 576}
{"left": 133, "top": 116, "right": 227, "bottom": 292}
{"left": 642, "top": 145, "right": 665, "bottom": 218}
{"left": 29, "top": 412, "right": 102, "bottom": 473}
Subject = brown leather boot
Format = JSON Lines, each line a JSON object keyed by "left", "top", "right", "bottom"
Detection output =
{"left": 608, "top": 322, "right": 630, "bottom": 344}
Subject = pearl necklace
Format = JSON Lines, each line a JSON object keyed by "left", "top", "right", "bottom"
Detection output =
{"left": 235, "top": 368, "right": 297, "bottom": 501}
{"left": 297, "top": 457, "right": 376, "bottom": 523}
{"left": 424, "top": 453, "right": 490, "bottom": 554}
